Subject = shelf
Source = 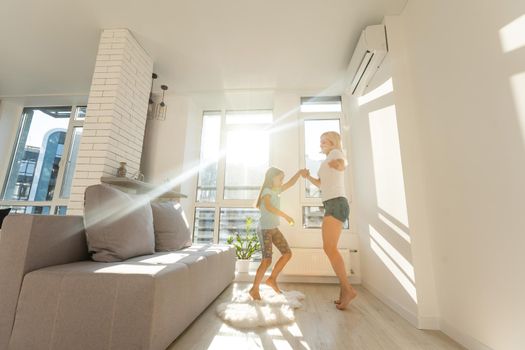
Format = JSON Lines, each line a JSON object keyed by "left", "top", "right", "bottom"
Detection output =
{"left": 100, "top": 176, "right": 187, "bottom": 198}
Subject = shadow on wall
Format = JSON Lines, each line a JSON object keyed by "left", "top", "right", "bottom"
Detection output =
{"left": 353, "top": 64, "right": 418, "bottom": 306}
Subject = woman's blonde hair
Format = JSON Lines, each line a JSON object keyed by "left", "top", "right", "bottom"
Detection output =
{"left": 255, "top": 167, "right": 284, "bottom": 208}
{"left": 321, "top": 131, "right": 343, "bottom": 150}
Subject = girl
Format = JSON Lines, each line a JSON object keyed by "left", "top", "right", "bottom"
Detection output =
{"left": 249, "top": 167, "right": 307, "bottom": 300}
{"left": 304, "top": 131, "right": 357, "bottom": 310}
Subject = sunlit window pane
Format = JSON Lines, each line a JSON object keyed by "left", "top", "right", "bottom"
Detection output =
{"left": 224, "top": 110, "right": 271, "bottom": 200}
{"left": 193, "top": 208, "right": 215, "bottom": 243}
{"left": 2, "top": 107, "right": 71, "bottom": 201}
{"left": 304, "top": 119, "right": 341, "bottom": 198}
{"left": 219, "top": 207, "right": 260, "bottom": 243}
{"left": 197, "top": 112, "right": 221, "bottom": 202}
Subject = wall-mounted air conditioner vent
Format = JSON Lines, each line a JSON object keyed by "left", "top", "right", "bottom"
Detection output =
{"left": 345, "top": 24, "right": 388, "bottom": 96}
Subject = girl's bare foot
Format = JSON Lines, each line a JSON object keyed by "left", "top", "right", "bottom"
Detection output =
{"left": 249, "top": 288, "right": 261, "bottom": 300}
{"left": 334, "top": 290, "right": 343, "bottom": 304}
{"left": 336, "top": 287, "right": 357, "bottom": 310}
{"left": 265, "top": 277, "right": 282, "bottom": 293}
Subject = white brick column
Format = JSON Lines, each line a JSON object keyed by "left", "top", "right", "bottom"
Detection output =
{"left": 67, "top": 29, "right": 153, "bottom": 215}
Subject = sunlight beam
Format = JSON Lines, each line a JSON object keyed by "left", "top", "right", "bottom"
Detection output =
{"left": 378, "top": 212, "right": 411, "bottom": 243}
{"left": 370, "top": 237, "right": 418, "bottom": 303}
{"left": 499, "top": 14, "right": 525, "bottom": 53}
{"left": 358, "top": 78, "right": 393, "bottom": 106}
{"left": 510, "top": 72, "right": 525, "bottom": 144}
{"left": 369, "top": 225, "right": 414, "bottom": 282}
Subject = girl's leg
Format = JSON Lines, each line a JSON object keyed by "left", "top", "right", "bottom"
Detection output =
{"left": 266, "top": 229, "right": 292, "bottom": 293}
{"left": 249, "top": 258, "right": 272, "bottom": 300}
{"left": 322, "top": 215, "right": 357, "bottom": 309}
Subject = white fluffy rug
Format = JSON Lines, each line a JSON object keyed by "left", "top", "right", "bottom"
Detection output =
{"left": 216, "top": 286, "right": 305, "bottom": 329}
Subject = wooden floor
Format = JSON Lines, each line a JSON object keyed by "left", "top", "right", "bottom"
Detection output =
{"left": 167, "top": 283, "right": 464, "bottom": 350}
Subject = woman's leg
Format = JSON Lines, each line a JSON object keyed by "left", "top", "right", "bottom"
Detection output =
{"left": 322, "top": 215, "right": 357, "bottom": 309}
{"left": 266, "top": 229, "right": 292, "bottom": 293}
{"left": 250, "top": 258, "right": 272, "bottom": 300}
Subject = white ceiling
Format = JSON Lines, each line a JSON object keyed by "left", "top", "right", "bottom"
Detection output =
{"left": 0, "top": 0, "right": 407, "bottom": 96}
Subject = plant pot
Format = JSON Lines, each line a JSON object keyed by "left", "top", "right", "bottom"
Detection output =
{"left": 236, "top": 259, "right": 251, "bottom": 273}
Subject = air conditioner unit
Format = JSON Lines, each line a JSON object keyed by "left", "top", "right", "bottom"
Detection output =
{"left": 345, "top": 24, "right": 388, "bottom": 96}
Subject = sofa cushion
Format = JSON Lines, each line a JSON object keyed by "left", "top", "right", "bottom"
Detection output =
{"left": 84, "top": 184, "right": 155, "bottom": 262}
{"left": 9, "top": 260, "right": 190, "bottom": 350}
{"left": 150, "top": 201, "right": 192, "bottom": 251}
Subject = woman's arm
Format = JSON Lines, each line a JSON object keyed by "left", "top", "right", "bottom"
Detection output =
{"left": 304, "top": 170, "right": 321, "bottom": 188}
{"left": 262, "top": 195, "right": 294, "bottom": 224}
{"left": 328, "top": 159, "right": 346, "bottom": 171}
{"left": 281, "top": 169, "right": 308, "bottom": 191}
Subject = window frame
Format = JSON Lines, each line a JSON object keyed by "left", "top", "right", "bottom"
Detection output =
{"left": 193, "top": 109, "right": 273, "bottom": 243}
{"left": 299, "top": 103, "right": 352, "bottom": 231}
{"left": 0, "top": 105, "right": 85, "bottom": 215}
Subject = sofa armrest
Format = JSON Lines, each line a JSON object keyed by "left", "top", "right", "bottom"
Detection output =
{"left": 0, "top": 214, "right": 88, "bottom": 349}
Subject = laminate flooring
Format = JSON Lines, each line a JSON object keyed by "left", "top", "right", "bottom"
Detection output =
{"left": 167, "top": 283, "right": 464, "bottom": 350}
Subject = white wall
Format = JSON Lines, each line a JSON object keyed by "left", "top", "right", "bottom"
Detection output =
{"left": 349, "top": 1, "right": 525, "bottom": 349}
{"left": 346, "top": 50, "right": 439, "bottom": 328}
{"left": 397, "top": 1, "right": 525, "bottom": 349}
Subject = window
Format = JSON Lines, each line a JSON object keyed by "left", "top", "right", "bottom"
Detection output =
{"left": 1, "top": 106, "right": 85, "bottom": 215}
{"left": 192, "top": 99, "right": 350, "bottom": 243}
{"left": 219, "top": 208, "right": 260, "bottom": 243}
{"left": 193, "top": 110, "right": 271, "bottom": 243}
{"left": 224, "top": 111, "right": 271, "bottom": 200}
{"left": 193, "top": 208, "right": 215, "bottom": 243}
{"left": 196, "top": 111, "right": 221, "bottom": 202}
{"left": 300, "top": 96, "right": 350, "bottom": 229}
{"left": 303, "top": 119, "right": 341, "bottom": 198}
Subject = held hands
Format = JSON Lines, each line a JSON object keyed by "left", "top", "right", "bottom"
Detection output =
{"left": 299, "top": 168, "right": 310, "bottom": 178}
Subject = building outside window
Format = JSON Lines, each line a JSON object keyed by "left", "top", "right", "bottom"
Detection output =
{"left": 0, "top": 106, "right": 85, "bottom": 214}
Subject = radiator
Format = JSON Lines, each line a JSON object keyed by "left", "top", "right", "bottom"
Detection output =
{"left": 275, "top": 248, "right": 351, "bottom": 276}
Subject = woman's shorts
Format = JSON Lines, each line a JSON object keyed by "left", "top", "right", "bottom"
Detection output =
{"left": 258, "top": 227, "right": 291, "bottom": 259}
{"left": 323, "top": 197, "right": 350, "bottom": 223}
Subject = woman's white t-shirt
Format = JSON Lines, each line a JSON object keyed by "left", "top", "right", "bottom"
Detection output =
{"left": 318, "top": 149, "right": 347, "bottom": 202}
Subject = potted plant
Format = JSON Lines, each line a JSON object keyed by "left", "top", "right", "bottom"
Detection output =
{"left": 226, "top": 217, "right": 260, "bottom": 273}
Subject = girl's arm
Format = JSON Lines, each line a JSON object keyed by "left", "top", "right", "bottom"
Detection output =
{"left": 281, "top": 169, "right": 307, "bottom": 191}
{"left": 304, "top": 170, "right": 321, "bottom": 188}
{"left": 262, "top": 195, "right": 294, "bottom": 224}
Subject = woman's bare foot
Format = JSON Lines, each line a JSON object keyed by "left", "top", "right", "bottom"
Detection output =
{"left": 336, "top": 287, "right": 357, "bottom": 310}
{"left": 265, "top": 277, "right": 282, "bottom": 293}
{"left": 249, "top": 288, "right": 261, "bottom": 300}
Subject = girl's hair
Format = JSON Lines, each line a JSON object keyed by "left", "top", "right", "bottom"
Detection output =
{"left": 321, "top": 131, "right": 343, "bottom": 150}
{"left": 255, "top": 167, "right": 284, "bottom": 208}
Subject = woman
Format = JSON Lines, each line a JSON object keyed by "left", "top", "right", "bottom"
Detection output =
{"left": 304, "top": 131, "right": 357, "bottom": 310}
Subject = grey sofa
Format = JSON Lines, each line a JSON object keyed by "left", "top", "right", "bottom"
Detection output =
{"left": 0, "top": 214, "right": 235, "bottom": 350}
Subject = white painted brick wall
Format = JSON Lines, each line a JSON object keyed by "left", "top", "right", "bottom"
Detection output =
{"left": 67, "top": 28, "right": 153, "bottom": 215}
